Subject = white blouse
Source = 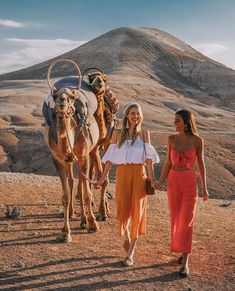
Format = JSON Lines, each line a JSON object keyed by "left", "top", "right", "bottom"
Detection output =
{"left": 102, "top": 136, "right": 160, "bottom": 165}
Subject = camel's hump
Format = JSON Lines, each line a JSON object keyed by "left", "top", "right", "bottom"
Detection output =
{"left": 54, "top": 76, "right": 91, "bottom": 92}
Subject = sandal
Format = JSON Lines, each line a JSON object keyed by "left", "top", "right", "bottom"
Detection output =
{"left": 123, "top": 256, "right": 133, "bottom": 267}
{"left": 179, "top": 267, "right": 189, "bottom": 278}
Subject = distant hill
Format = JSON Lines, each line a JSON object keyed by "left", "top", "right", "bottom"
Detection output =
{"left": 1, "top": 27, "right": 235, "bottom": 108}
{"left": 0, "top": 27, "right": 234, "bottom": 199}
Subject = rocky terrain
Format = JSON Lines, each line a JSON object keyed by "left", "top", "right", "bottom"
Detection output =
{"left": 0, "top": 27, "right": 234, "bottom": 290}
{"left": 0, "top": 172, "right": 234, "bottom": 290}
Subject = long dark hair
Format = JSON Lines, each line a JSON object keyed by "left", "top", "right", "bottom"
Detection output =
{"left": 176, "top": 109, "right": 198, "bottom": 135}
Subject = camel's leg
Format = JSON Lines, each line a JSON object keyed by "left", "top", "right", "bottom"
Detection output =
{"left": 82, "top": 158, "right": 99, "bottom": 232}
{"left": 77, "top": 172, "right": 87, "bottom": 229}
{"left": 89, "top": 158, "right": 96, "bottom": 208}
{"left": 53, "top": 158, "right": 72, "bottom": 243}
{"left": 89, "top": 157, "right": 96, "bottom": 189}
{"left": 90, "top": 147, "right": 109, "bottom": 221}
{"left": 65, "top": 162, "right": 75, "bottom": 219}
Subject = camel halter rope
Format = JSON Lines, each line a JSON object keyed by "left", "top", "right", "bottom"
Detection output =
{"left": 56, "top": 106, "right": 98, "bottom": 185}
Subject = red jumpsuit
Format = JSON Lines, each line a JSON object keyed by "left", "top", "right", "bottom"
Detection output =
{"left": 167, "top": 147, "right": 198, "bottom": 253}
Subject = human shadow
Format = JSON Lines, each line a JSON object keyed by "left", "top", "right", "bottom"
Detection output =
{"left": 0, "top": 259, "right": 182, "bottom": 290}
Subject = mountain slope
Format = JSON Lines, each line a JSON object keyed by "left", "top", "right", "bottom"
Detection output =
{"left": 0, "top": 27, "right": 235, "bottom": 107}
{"left": 0, "top": 27, "right": 234, "bottom": 199}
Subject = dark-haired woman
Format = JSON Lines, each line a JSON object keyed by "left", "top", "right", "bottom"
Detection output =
{"left": 157, "top": 109, "right": 209, "bottom": 277}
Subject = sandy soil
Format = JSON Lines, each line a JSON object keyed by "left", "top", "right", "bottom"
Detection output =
{"left": 0, "top": 59, "right": 234, "bottom": 290}
{"left": 0, "top": 172, "right": 234, "bottom": 291}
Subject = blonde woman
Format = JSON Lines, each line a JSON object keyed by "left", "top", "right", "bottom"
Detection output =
{"left": 95, "top": 102, "right": 159, "bottom": 266}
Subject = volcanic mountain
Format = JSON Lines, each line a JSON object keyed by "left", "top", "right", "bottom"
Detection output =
{"left": 0, "top": 27, "right": 234, "bottom": 199}
{"left": 1, "top": 27, "right": 235, "bottom": 107}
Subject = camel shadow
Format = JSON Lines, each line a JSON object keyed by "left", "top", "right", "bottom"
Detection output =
{"left": 0, "top": 258, "right": 181, "bottom": 290}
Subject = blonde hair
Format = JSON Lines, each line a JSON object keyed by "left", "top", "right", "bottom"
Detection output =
{"left": 117, "top": 102, "right": 143, "bottom": 148}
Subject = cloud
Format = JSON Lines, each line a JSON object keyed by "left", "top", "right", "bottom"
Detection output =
{"left": 0, "top": 18, "right": 24, "bottom": 28}
{"left": 191, "top": 42, "right": 235, "bottom": 70}
{"left": 192, "top": 43, "right": 228, "bottom": 56}
{"left": 0, "top": 38, "right": 87, "bottom": 74}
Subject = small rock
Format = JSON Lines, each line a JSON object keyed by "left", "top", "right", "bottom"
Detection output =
{"left": 5, "top": 206, "right": 22, "bottom": 219}
{"left": 220, "top": 200, "right": 232, "bottom": 207}
{"left": 58, "top": 206, "right": 64, "bottom": 213}
{"left": 17, "top": 261, "right": 26, "bottom": 269}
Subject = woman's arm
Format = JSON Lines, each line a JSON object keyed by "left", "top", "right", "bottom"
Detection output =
{"left": 145, "top": 158, "right": 155, "bottom": 185}
{"left": 196, "top": 136, "right": 209, "bottom": 201}
{"left": 95, "top": 129, "right": 119, "bottom": 187}
{"left": 142, "top": 130, "right": 157, "bottom": 188}
{"left": 96, "top": 161, "right": 112, "bottom": 186}
{"left": 157, "top": 136, "right": 173, "bottom": 190}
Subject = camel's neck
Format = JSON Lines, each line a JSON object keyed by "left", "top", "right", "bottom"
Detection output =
{"left": 56, "top": 116, "right": 72, "bottom": 137}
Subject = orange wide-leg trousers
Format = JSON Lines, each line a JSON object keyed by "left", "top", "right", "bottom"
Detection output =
{"left": 167, "top": 169, "right": 198, "bottom": 253}
{"left": 115, "top": 164, "right": 147, "bottom": 240}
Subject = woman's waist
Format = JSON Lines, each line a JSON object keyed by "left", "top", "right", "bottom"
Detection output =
{"left": 117, "top": 163, "right": 144, "bottom": 168}
{"left": 171, "top": 165, "right": 195, "bottom": 171}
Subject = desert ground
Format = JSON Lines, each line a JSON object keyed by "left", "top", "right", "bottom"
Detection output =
{"left": 0, "top": 172, "right": 234, "bottom": 291}
{"left": 0, "top": 27, "right": 235, "bottom": 290}
{"left": 0, "top": 77, "right": 234, "bottom": 290}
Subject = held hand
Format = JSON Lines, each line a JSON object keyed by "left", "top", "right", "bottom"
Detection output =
{"left": 94, "top": 177, "right": 105, "bottom": 189}
{"left": 202, "top": 188, "right": 209, "bottom": 201}
{"left": 150, "top": 179, "right": 157, "bottom": 190}
{"left": 155, "top": 181, "right": 163, "bottom": 191}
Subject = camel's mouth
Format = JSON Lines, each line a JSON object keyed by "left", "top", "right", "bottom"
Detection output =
{"left": 92, "top": 84, "right": 105, "bottom": 94}
{"left": 55, "top": 105, "right": 68, "bottom": 113}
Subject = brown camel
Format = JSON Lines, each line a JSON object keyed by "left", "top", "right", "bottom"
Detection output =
{"left": 44, "top": 59, "right": 103, "bottom": 242}
{"left": 85, "top": 70, "right": 119, "bottom": 220}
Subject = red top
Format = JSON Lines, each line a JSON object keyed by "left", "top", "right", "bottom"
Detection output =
{"left": 171, "top": 147, "right": 197, "bottom": 168}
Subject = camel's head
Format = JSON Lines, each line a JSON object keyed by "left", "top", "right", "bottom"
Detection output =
{"left": 53, "top": 88, "right": 77, "bottom": 115}
{"left": 88, "top": 72, "right": 107, "bottom": 95}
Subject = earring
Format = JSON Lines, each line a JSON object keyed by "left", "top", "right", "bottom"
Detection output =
{"left": 125, "top": 120, "right": 129, "bottom": 129}
{"left": 185, "top": 124, "right": 188, "bottom": 132}
{"left": 136, "top": 122, "right": 141, "bottom": 132}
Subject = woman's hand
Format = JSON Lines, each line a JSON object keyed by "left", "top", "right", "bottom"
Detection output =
{"left": 202, "top": 188, "right": 209, "bottom": 201}
{"left": 150, "top": 179, "right": 157, "bottom": 190}
{"left": 155, "top": 180, "right": 163, "bottom": 191}
{"left": 94, "top": 177, "right": 105, "bottom": 189}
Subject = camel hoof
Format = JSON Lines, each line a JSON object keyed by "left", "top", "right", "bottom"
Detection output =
{"left": 69, "top": 213, "right": 76, "bottom": 220}
{"left": 88, "top": 227, "right": 98, "bottom": 233}
{"left": 87, "top": 222, "right": 99, "bottom": 233}
{"left": 80, "top": 222, "right": 87, "bottom": 229}
{"left": 56, "top": 233, "right": 72, "bottom": 243}
{"left": 96, "top": 214, "right": 107, "bottom": 221}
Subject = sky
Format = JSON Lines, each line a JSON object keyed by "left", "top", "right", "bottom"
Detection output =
{"left": 0, "top": 0, "right": 235, "bottom": 74}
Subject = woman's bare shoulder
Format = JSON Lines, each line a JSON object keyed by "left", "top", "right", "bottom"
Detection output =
{"left": 194, "top": 135, "right": 203, "bottom": 147}
{"left": 141, "top": 129, "right": 150, "bottom": 142}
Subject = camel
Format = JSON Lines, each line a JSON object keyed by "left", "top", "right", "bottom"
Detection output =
{"left": 83, "top": 69, "right": 119, "bottom": 220}
{"left": 44, "top": 59, "right": 103, "bottom": 242}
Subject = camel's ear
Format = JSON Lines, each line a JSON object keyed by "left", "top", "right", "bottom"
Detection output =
{"left": 71, "top": 89, "right": 78, "bottom": 100}
{"left": 51, "top": 87, "right": 57, "bottom": 98}
{"left": 88, "top": 73, "right": 94, "bottom": 83}
{"left": 102, "top": 74, "right": 107, "bottom": 83}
